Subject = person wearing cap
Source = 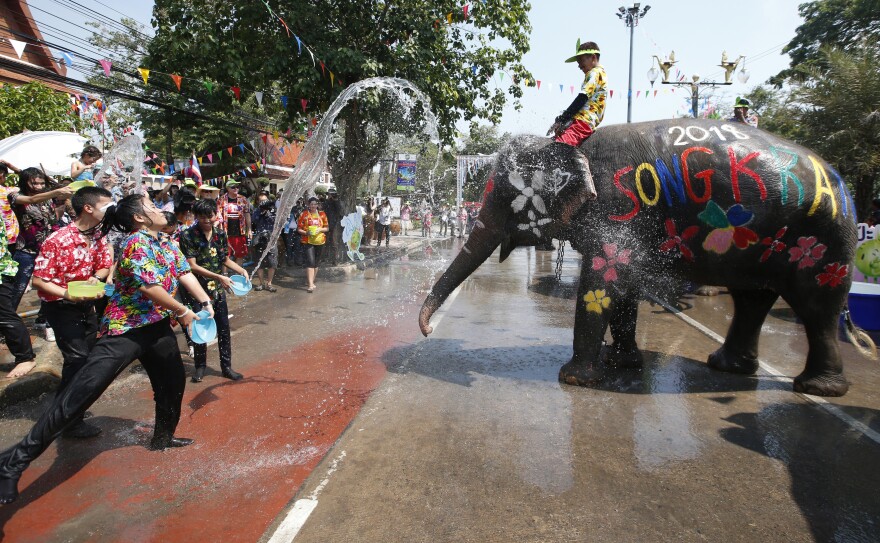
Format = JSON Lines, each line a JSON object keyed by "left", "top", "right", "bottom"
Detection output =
{"left": 730, "top": 97, "right": 758, "bottom": 127}
{"left": 548, "top": 39, "right": 607, "bottom": 148}
{"left": 218, "top": 180, "right": 251, "bottom": 265}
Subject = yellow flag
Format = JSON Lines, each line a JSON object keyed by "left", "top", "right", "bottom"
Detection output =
{"left": 330, "top": 71, "right": 335, "bottom": 86}
{"left": 447, "top": 13, "right": 452, "bottom": 23}
{"left": 138, "top": 67, "right": 150, "bottom": 85}
{"left": 197, "top": 157, "right": 203, "bottom": 165}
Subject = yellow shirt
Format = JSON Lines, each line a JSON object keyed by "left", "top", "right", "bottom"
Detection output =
{"left": 573, "top": 65, "right": 607, "bottom": 129}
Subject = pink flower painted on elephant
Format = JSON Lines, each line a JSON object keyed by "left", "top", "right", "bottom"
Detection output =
{"left": 592, "top": 243, "right": 631, "bottom": 283}
{"left": 659, "top": 219, "right": 699, "bottom": 262}
{"left": 759, "top": 226, "right": 788, "bottom": 263}
{"left": 816, "top": 262, "right": 848, "bottom": 288}
{"left": 788, "top": 236, "right": 827, "bottom": 270}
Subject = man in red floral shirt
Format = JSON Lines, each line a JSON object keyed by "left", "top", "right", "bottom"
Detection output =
{"left": 32, "top": 186, "right": 113, "bottom": 438}
{"left": 217, "top": 179, "right": 251, "bottom": 264}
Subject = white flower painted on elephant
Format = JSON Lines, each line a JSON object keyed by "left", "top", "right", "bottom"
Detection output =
{"left": 510, "top": 170, "right": 547, "bottom": 214}
{"left": 518, "top": 210, "right": 552, "bottom": 237}
{"left": 546, "top": 168, "right": 573, "bottom": 196}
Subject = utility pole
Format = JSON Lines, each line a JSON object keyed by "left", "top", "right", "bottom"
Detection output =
{"left": 616, "top": 3, "right": 651, "bottom": 123}
{"left": 649, "top": 52, "right": 749, "bottom": 118}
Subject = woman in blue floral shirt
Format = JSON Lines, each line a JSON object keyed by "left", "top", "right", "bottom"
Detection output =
{"left": 0, "top": 194, "right": 214, "bottom": 504}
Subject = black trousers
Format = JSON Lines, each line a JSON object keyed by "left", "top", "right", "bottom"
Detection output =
{"left": 375, "top": 222, "right": 390, "bottom": 244}
{"left": 193, "top": 294, "right": 232, "bottom": 371}
{"left": 42, "top": 301, "right": 98, "bottom": 393}
{"left": 0, "top": 319, "right": 186, "bottom": 478}
{"left": 0, "top": 276, "right": 34, "bottom": 362}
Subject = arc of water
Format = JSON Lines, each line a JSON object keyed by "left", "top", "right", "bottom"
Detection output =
{"left": 253, "top": 77, "right": 441, "bottom": 272}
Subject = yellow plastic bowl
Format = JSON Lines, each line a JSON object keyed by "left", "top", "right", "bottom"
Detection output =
{"left": 67, "top": 281, "right": 105, "bottom": 298}
{"left": 68, "top": 180, "right": 97, "bottom": 192}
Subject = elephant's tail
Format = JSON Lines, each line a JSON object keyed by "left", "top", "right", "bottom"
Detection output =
{"left": 842, "top": 306, "right": 878, "bottom": 361}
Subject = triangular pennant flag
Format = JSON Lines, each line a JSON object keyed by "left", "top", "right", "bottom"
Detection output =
{"left": 570, "top": 85, "right": 574, "bottom": 94}
{"left": 308, "top": 48, "right": 315, "bottom": 66}
{"left": 471, "top": 66, "right": 477, "bottom": 75}
{"left": 610, "top": 89, "right": 614, "bottom": 98}
{"left": 170, "top": 74, "right": 182, "bottom": 91}
{"left": 273, "top": 130, "right": 279, "bottom": 140}
{"left": 280, "top": 147, "right": 286, "bottom": 155}
{"left": 255, "top": 91, "right": 263, "bottom": 106}
{"left": 463, "top": 4, "right": 469, "bottom": 18}
{"left": 637, "top": 91, "right": 641, "bottom": 98}
{"left": 654, "top": 90, "right": 658, "bottom": 97}
{"left": 294, "top": 35, "right": 302, "bottom": 54}
{"left": 261, "top": 134, "right": 269, "bottom": 143}
{"left": 251, "top": 140, "right": 257, "bottom": 149}
{"left": 99, "top": 59, "right": 112, "bottom": 76}
{"left": 499, "top": 73, "right": 504, "bottom": 82}
{"left": 204, "top": 81, "right": 214, "bottom": 94}
{"left": 207, "top": 153, "right": 213, "bottom": 163}
{"left": 559, "top": 84, "right": 563, "bottom": 93}
{"left": 281, "top": 95, "right": 288, "bottom": 108}
{"left": 231, "top": 86, "right": 241, "bottom": 100}
{"left": 447, "top": 12, "right": 452, "bottom": 23}
{"left": 227, "top": 147, "right": 232, "bottom": 156}
{"left": 8, "top": 39, "right": 26, "bottom": 59}
{"left": 138, "top": 67, "right": 150, "bottom": 85}
{"left": 217, "top": 150, "right": 223, "bottom": 159}
{"left": 246, "top": 167, "right": 252, "bottom": 174}
{"left": 319, "top": 61, "right": 325, "bottom": 76}
{"left": 330, "top": 72, "right": 334, "bottom": 86}
{"left": 536, "top": 80, "right": 541, "bottom": 90}
{"left": 238, "top": 143, "right": 245, "bottom": 153}
{"left": 61, "top": 52, "right": 72, "bottom": 66}
{"left": 300, "top": 99, "right": 308, "bottom": 112}
{"left": 197, "top": 156, "right": 203, "bottom": 165}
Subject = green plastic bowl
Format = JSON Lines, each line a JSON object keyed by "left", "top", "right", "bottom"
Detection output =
{"left": 67, "top": 280, "right": 105, "bottom": 298}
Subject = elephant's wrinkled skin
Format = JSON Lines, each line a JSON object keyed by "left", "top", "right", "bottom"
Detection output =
{"left": 420, "top": 119, "right": 857, "bottom": 397}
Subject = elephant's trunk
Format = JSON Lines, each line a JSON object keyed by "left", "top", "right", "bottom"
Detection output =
{"left": 419, "top": 211, "right": 502, "bottom": 336}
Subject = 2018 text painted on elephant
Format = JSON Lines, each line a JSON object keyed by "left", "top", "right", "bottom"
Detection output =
{"left": 608, "top": 145, "right": 852, "bottom": 222}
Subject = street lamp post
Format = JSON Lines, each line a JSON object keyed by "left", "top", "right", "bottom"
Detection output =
{"left": 616, "top": 3, "right": 651, "bottom": 123}
{"left": 648, "top": 51, "right": 750, "bottom": 118}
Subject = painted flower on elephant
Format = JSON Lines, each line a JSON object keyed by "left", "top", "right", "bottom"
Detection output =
{"left": 659, "top": 219, "right": 699, "bottom": 262}
{"left": 509, "top": 170, "right": 547, "bottom": 214}
{"left": 759, "top": 226, "right": 789, "bottom": 263}
{"left": 584, "top": 289, "right": 611, "bottom": 314}
{"left": 517, "top": 210, "right": 552, "bottom": 237}
{"left": 698, "top": 200, "right": 759, "bottom": 254}
{"left": 788, "top": 236, "right": 827, "bottom": 270}
{"left": 592, "top": 243, "right": 632, "bottom": 282}
{"left": 816, "top": 262, "right": 848, "bottom": 287}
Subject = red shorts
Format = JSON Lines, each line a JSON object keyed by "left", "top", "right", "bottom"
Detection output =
{"left": 555, "top": 119, "right": 594, "bottom": 147}
{"left": 228, "top": 235, "right": 248, "bottom": 259}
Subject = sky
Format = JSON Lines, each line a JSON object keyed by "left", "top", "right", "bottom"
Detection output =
{"left": 24, "top": 0, "right": 805, "bottom": 137}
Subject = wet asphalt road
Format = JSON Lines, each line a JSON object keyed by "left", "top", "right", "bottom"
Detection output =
{"left": 0, "top": 237, "right": 878, "bottom": 542}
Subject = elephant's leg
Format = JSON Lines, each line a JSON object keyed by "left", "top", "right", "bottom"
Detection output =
{"left": 559, "top": 277, "right": 609, "bottom": 387}
{"left": 708, "top": 288, "right": 778, "bottom": 375}
{"left": 782, "top": 291, "right": 849, "bottom": 397}
{"left": 605, "top": 291, "right": 644, "bottom": 369}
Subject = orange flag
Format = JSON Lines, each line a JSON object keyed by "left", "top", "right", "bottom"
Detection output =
{"left": 170, "top": 74, "right": 182, "bottom": 91}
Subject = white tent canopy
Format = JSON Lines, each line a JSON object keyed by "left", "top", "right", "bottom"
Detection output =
{"left": 0, "top": 131, "right": 88, "bottom": 177}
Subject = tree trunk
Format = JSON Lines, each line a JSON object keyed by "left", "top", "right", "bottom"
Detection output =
{"left": 326, "top": 104, "right": 385, "bottom": 264}
{"left": 854, "top": 173, "right": 876, "bottom": 222}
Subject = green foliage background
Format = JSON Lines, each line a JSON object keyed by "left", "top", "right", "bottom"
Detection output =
{"left": 0, "top": 81, "right": 86, "bottom": 140}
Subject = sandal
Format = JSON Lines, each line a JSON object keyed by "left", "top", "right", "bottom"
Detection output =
{"left": 254, "top": 285, "right": 264, "bottom": 292}
{"left": 306, "top": 286, "right": 315, "bottom": 293}
{"left": 266, "top": 285, "right": 277, "bottom": 293}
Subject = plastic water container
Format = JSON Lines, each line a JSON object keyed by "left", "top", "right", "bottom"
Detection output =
{"left": 67, "top": 281, "right": 105, "bottom": 298}
{"left": 104, "top": 283, "right": 115, "bottom": 296}
{"left": 847, "top": 281, "right": 880, "bottom": 330}
{"left": 229, "top": 275, "right": 251, "bottom": 296}
{"left": 67, "top": 180, "right": 97, "bottom": 192}
{"left": 190, "top": 310, "right": 217, "bottom": 344}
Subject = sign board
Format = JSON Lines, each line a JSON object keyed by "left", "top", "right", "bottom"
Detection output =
{"left": 396, "top": 154, "right": 417, "bottom": 192}
{"left": 855, "top": 223, "right": 880, "bottom": 283}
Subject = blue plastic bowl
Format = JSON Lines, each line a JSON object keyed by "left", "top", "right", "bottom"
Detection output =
{"left": 190, "top": 310, "right": 217, "bottom": 344}
{"left": 104, "top": 283, "right": 115, "bottom": 296}
{"left": 847, "top": 282, "right": 880, "bottom": 331}
{"left": 229, "top": 274, "right": 252, "bottom": 296}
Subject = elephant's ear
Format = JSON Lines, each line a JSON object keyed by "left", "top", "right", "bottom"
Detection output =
{"left": 537, "top": 142, "right": 597, "bottom": 228}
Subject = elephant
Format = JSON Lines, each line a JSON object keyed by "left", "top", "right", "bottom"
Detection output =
{"left": 419, "top": 119, "right": 861, "bottom": 397}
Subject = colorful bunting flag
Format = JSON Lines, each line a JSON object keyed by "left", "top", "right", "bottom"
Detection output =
{"left": 281, "top": 95, "right": 288, "bottom": 108}
{"left": 255, "top": 91, "right": 263, "bottom": 106}
{"left": 463, "top": 4, "right": 469, "bottom": 18}
{"left": 238, "top": 143, "right": 245, "bottom": 153}
{"left": 99, "top": 59, "right": 112, "bottom": 76}
{"left": 536, "top": 80, "right": 541, "bottom": 90}
{"left": 204, "top": 81, "right": 214, "bottom": 94}
{"left": 207, "top": 153, "right": 213, "bottom": 163}
{"left": 294, "top": 35, "right": 302, "bottom": 54}
{"left": 227, "top": 147, "right": 232, "bottom": 156}
{"left": 301, "top": 99, "right": 308, "bottom": 112}
{"left": 138, "top": 67, "right": 150, "bottom": 85}
{"left": 8, "top": 39, "right": 26, "bottom": 59}
{"left": 170, "top": 74, "right": 182, "bottom": 91}
{"left": 231, "top": 86, "right": 241, "bottom": 101}
{"left": 61, "top": 52, "right": 72, "bottom": 67}
{"left": 217, "top": 150, "right": 223, "bottom": 159}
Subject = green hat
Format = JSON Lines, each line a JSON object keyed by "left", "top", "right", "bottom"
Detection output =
{"left": 565, "top": 39, "right": 600, "bottom": 63}
{"left": 183, "top": 178, "right": 197, "bottom": 187}
{"left": 734, "top": 97, "right": 751, "bottom": 109}
{"left": 225, "top": 179, "right": 241, "bottom": 188}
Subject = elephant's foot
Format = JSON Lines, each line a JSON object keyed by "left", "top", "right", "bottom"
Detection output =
{"left": 793, "top": 371, "right": 849, "bottom": 397}
{"left": 707, "top": 347, "right": 759, "bottom": 375}
{"left": 605, "top": 343, "right": 644, "bottom": 369}
{"left": 559, "top": 360, "right": 604, "bottom": 387}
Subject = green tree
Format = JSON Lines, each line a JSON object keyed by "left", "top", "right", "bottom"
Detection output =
{"left": 146, "top": 0, "right": 532, "bottom": 214}
{"left": 0, "top": 81, "right": 86, "bottom": 139}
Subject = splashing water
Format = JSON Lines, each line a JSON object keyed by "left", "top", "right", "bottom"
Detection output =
{"left": 94, "top": 134, "right": 145, "bottom": 195}
{"left": 254, "top": 77, "right": 440, "bottom": 271}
